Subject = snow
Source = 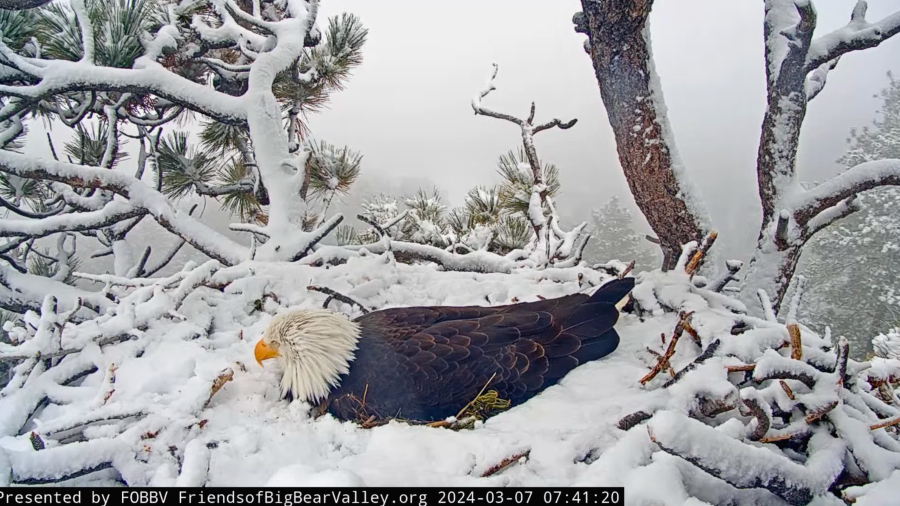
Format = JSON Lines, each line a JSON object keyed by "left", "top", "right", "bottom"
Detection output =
{"left": 851, "top": 470, "right": 900, "bottom": 505}
{"left": 0, "top": 257, "right": 895, "bottom": 501}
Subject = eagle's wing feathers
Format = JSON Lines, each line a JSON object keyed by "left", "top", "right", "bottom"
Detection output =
{"left": 337, "top": 278, "right": 634, "bottom": 421}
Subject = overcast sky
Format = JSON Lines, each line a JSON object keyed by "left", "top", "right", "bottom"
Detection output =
{"left": 20, "top": 0, "right": 900, "bottom": 270}
{"left": 308, "top": 0, "right": 900, "bottom": 260}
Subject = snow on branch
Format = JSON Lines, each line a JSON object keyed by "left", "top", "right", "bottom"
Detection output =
{"left": 805, "top": 1, "right": 900, "bottom": 72}
{"left": 793, "top": 158, "right": 900, "bottom": 227}
{"left": 0, "top": 203, "right": 147, "bottom": 240}
{"left": 0, "top": 150, "right": 249, "bottom": 266}
{"left": 648, "top": 412, "right": 843, "bottom": 505}
{"left": 0, "top": 58, "right": 245, "bottom": 126}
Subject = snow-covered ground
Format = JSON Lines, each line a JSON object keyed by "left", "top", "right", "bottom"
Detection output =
{"left": 1, "top": 256, "right": 899, "bottom": 505}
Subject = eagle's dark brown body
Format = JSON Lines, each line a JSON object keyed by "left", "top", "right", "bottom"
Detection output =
{"left": 319, "top": 278, "right": 634, "bottom": 422}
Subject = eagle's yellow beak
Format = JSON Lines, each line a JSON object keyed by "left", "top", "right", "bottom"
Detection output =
{"left": 255, "top": 339, "right": 279, "bottom": 366}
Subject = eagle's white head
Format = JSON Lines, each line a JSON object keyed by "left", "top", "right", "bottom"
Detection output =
{"left": 254, "top": 309, "right": 361, "bottom": 403}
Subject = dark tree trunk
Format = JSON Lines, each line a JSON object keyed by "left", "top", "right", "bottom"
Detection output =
{"left": 576, "top": 0, "right": 709, "bottom": 270}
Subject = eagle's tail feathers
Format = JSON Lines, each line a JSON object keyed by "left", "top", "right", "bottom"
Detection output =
{"left": 570, "top": 329, "right": 620, "bottom": 364}
{"left": 589, "top": 277, "right": 636, "bottom": 306}
{"left": 560, "top": 302, "right": 619, "bottom": 338}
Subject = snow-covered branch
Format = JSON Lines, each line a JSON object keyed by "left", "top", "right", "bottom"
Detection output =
{"left": 805, "top": 1, "right": 900, "bottom": 72}
{"left": 0, "top": 150, "right": 249, "bottom": 265}
{"left": 0, "top": 264, "right": 113, "bottom": 320}
{"left": 0, "top": 59, "right": 245, "bottom": 125}
{"left": 794, "top": 158, "right": 900, "bottom": 226}
{"left": 0, "top": 0, "right": 53, "bottom": 10}
{"left": 0, "top": 203, "right": 146, "bottom": 240}
{"left": 343, "top": 240, "right": 516, "bottom": 274}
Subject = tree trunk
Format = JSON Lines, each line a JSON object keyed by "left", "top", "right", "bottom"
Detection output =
{"left": 576, "top": 0, "right": 710, "bottom": 270}
{"left": 742, "top": 216, "right": 806, "bottom": 310}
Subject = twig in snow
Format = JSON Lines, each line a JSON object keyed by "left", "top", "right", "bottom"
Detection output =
{"left": 41, "top": 410, "right": 145, "bottom": 437}
{"left": 641, "top": 323, "right": 685, "bottom": 385}
{"left": 480, "top": 450, "right": 530, "bottom": 478}
{"left": 710, "top": 260, "right": 743, "bottom": 293}
{"left": 663, "top": 339, "right": 722, "bottom": 388}
{"left": 870, "top": 416, "right": 900, "bottom": 431}
{"left": 204, "top": 368, "right": 233, "bottom": 408}
{"left": 835, "top": 337, "right": 850, "bottom": 386}
{"left": 307, "top": 285, "right": 371, "bottom": 314}
{"left": 12, "top": 462, "right": 114, "bottom": 485}
{"left": 726, "top": 364, "right": 756, "bottom": 373}
{"left": 616, "top": 410, "right": 654, "bottom": 431}
{"left": 681, "top": 313, "right": 702, "bottom": 346}
{"left": 805, "top": 401, "right": 838, "bottom": 424}
{"left": 788, "top": 324, "right": 803, "bottom": 361}
{"left": 780, "top": 380, "right": 795, "bottom": 401}
{"left": 357, "top": 214, "right": 387, "bottom": 238}
{"left": 101, "top": 364, "right": 118, "bottom": 405}
{"left": 785, "top": 275, "right": 806, "bottom": 323}
{"left": 29, "top": 432, "right": 44, "bottom": 451}
{"left": 742, "top": 396, "right": 771, "bottom": 441}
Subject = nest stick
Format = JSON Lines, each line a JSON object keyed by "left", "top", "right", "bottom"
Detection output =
{"left": 805, "top": 401, "right": 838, "bottom": 424}
{"left": 787, "top": 324, "right": 803, "bottom": 361}
{"left": 618, "top": 260, "right": 635, "bottom": 279}
{"left": 685, "top": 231, "right": 718, "bottom": 275}
{"left": 480, "top": 450, "right": 530, "bottom": 478}
{"left": 205, "top": 368, "right": 234, "bottom": 408}
{"left": 307, "top": 285, "right": 371, "bottom": 314}
{"left": 663, "top": 339, "right": 722, "bottom": 388}
{"left": 640, "top": 326, "right": 683, "bottom": 385}
{"left": 742, "top": 396, "right": 771, "bottom": 441}
{"left": 870, "top": 415, "right": 900, "bottom": 431}
{"left": 780, "top": 380, "right": 795, "bottom": 401}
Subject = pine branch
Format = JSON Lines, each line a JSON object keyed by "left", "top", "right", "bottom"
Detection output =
{"left": 0, "top": 150, "right": 249, "bottom": 265}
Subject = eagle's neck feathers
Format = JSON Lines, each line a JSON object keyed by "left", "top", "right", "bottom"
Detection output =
{"left": 264, "top": 309, "right": 361, "bottom": 403}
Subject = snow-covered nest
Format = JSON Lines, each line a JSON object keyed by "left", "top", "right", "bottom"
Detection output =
{"left": 1, "top": 256, "right": 899, "bottom": 505}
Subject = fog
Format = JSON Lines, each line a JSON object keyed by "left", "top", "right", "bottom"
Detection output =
{"left": 20, "top": 0, "right": 900, "bottom": 271}
{"left": 306, "top": 0, "right": 900, "bottom": 262}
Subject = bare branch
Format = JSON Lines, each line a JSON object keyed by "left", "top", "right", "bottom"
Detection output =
{"left": 307, "top": 285, "right": 371, "bottom": 314}
{"left": 532, "top": 117, "right": 578, "bottom": 135}
{"left": 470, "top": 64, "right": 523, "bottom": 126}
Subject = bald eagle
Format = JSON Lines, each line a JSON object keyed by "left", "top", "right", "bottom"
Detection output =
{"left": 254, "top": 277, "right": 634, "bottom": 422}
